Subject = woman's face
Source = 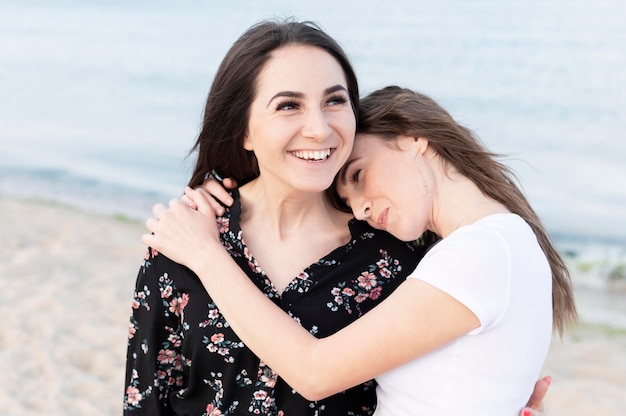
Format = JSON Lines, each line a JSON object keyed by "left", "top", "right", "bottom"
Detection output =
{"left": 244, "top": 45, "right": 356, "bottom": 193}
{"left": 336, "top": 134, "right": 433, "bottom": 241}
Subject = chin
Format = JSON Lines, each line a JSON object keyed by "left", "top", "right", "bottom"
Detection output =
{"left": 294, "top": 176, "right": 335, "bottom": 194}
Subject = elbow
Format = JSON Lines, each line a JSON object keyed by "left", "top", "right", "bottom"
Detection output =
{"left": 274, "top": 339, "right": 347, "bottom": 401}
{"left": 291, "top": 379, "right": 338, "bottom": 402}
{"left": 283, "top": 361, "right": 343, "bottom": 401}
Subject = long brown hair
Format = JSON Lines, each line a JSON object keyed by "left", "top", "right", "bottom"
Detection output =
{"left": 187, "top": 19, "right": 360, "bottom": 189}
{"left": 354, "top": 86, "right": 577, "bottom": 335}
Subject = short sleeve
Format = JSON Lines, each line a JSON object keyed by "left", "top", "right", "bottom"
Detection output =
{"left": 407, "top": 226, "right": 511, "bottom": 334}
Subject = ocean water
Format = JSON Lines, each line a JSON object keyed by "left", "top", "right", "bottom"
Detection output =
{"left": 1, "top": 0, "right": 625, "bottom": 245}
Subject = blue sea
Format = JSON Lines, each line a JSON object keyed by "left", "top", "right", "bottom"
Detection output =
{"left": 1, "top": 0, "right": 625, "bottom": 246}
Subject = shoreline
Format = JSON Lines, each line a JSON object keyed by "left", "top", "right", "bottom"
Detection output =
{"left": 2, "top": 195, "right": 625, "bottom": 415}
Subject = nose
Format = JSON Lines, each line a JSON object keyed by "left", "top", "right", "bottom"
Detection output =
{"left": 301, "top": 108, "right": 332, "bottom": 141}
{"left": 352, "top": 198, "right": 372, "bottom": 221}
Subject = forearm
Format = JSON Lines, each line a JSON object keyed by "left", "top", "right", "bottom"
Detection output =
{"left": 191, "top": 243, "right": 335, "bottom": 399}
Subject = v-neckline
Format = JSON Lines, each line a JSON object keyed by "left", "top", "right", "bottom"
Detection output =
{"left": 226, "top": 189, "right": 354, "bottom": 296}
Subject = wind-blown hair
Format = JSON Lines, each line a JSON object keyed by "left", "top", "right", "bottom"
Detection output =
{"left": 187, "top": 19, "right": 359, "bottom": 189}
{"left": 346, "top": 86, "right": 577, "bottom": 335}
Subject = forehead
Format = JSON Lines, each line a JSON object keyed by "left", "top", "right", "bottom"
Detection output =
{"left": 351, "top": 134, "right": 381, "bottom": 156}
{"left": 255, "top": 44, "right": 346, "bottom": 92}
{"left": 337, "top": 135, "right": 386, "bottom": 184}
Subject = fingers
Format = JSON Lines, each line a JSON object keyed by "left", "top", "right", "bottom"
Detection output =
{"left": 181, "top": 193, "right": 197, "bottom": 209}
{"left": 529, "top": 375, "right": 550, "bottom": 411}
{"left": 185, "top": 187, "right": 221, "bottom": 217}
{"left": 222, "top": 177, "right": 238, "bottom": 190}
{"left": 200, "top": 177, "right": 235, "bottom": 207}
{"left": 522, "top": 374, "right": 551, "bottom": 415}
{"left": 142, "top": 215, "right": 160, "bottom": 249}
{"left": 520, "top": 409, "right": 543, "bottom": 416}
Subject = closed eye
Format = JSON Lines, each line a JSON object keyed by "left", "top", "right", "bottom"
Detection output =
{"left": 350, "top": 168, "right": 361, "bottom": 184}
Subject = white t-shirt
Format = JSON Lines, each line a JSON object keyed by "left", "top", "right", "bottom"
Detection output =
{"left": 374, "top": 214, "right": 552, "bottom": 416}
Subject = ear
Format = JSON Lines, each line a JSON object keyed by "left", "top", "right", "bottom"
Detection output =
{"left": 243, "top": 134, "right": 253, "bottom": 151}
{"left": 399, "top": 135, "right": 429, "bottom": 155}
{"left": 414, "top": 137, "right": 429, "bottom": 155}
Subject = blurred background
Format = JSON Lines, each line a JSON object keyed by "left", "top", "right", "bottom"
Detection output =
{"left": 1, "top": 0, "right": 625, "bottom": 240}
{"left": 1, "top": 0, "right": 625, "bottom": 414}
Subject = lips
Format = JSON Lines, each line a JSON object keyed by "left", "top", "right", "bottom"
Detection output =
{"left": 291, "top": 148, "right": 332, "bottom": 161}
{"left": 376, "top": 208, "right": 388, "bottom": 229}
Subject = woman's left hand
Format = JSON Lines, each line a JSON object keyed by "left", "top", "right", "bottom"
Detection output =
{"left": 518, "top": 375, "right": 551, "bottom": 416}
{"left": 142, "top": 187, "right": 221, "bottom": 270}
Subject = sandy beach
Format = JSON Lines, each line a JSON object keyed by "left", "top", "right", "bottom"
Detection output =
{"left": 1, "top": 196, "right": 625, "bottom": 415}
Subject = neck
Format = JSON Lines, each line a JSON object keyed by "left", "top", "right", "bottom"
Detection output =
{"left": 431, "top": 173, "right": 503, "bottom": 238}
{"left": 239, "top": 178, "right": 348, "bottom": 240}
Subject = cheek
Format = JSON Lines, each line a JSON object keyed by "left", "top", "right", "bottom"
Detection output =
{"left": 334, "top": 112, "right": 356, "bottom": 145}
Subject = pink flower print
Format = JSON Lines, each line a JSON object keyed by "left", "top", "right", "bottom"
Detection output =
{"left": 380, "top": 267, "right": 392, "bottom": 279}
{"left": 341, "top": 287, "right": 355, "bottom": 296}
{"left": 205, "top": 403, "right": 220, "bottom": 416}
{"left": 169, "top": 293, "right": 190, "bottom": 315}
{"left": 376, "top": 258, "right": 389, "bottom": 268}
{"left": 217, "top": 217, "right": 229, "bottom": 234}
{"left": 168, "top": 333, "right": 182, "bottom": 348}
{"left": 369, "top": 286, "right": 382, "bottom": 300}
{"left": 128, "top": 322, "right": 137, "bottom": 339}
{"left": 259, "top": 372, "right": 277, "bottom": 388}
{"left": 357, "top": 271, "right": 378, "bottom": 290}
{"left": 355, "top": 293, "right": 369, "bottom": 303}
{"left": 211, "top": 333, "right": 225, "bottom": 343}
{"left": 162, "top": 285, "right": 173, "bottom": 299}
{"left": 125, "top": 385, "right": 142, "bottom": 406}
{"left": 157, "top": 348, "right": 177, "bottom": 364}
{"left": 254, "top": 390, "right": 268, "bottom": 400}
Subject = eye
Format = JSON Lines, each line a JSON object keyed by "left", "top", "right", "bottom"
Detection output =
{"left": 350, "top": 168, "right": 361, "bottom": 184}
{"left": 327, "top": 93, "right": 349, "bottom": 106}
{"left": 276, "top": 100, "right": 300, "bottom": 111}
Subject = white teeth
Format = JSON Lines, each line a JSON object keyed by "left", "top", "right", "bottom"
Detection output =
{"left": 292, "top": 149, "right": 331, "bottom": 161}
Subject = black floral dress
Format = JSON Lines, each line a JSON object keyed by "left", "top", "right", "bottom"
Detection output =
{"left": 123, "top": 190, "right": 425, "bottom": 415}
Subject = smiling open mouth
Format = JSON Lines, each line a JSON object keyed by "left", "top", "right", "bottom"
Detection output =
{"left": 292, "top": 149, "right": 331, "bottom": 161}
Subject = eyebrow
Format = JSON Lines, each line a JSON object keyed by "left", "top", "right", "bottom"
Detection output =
{"left": 266, "top": 84, "right": 348, "bottom": 108}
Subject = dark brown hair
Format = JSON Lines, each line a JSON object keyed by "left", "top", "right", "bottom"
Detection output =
{"left": 350, "top": 86, "right": 577, "bottom": 335}
{"left": 187, "top": 19, "right": 360, "bottom": 189}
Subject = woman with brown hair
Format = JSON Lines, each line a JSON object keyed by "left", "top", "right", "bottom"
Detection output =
{"left": 124, "top": 19, "right": 423, "bottom": 415}
{"left": 144, "top": 86, "right": 574, "bottom": 415}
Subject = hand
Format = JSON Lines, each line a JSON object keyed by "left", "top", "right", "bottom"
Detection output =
{"left": 519, "top": 375, "right": 551, "bottom": 416}
{"left": 142, "top": 187, "right": 222, "bottom": 270}
{"left": 182, "top": 174, "right": 238, "bottom": 214}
